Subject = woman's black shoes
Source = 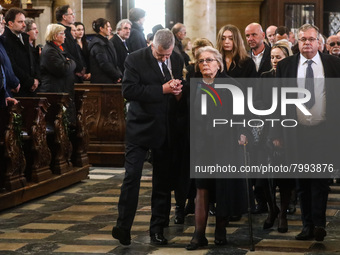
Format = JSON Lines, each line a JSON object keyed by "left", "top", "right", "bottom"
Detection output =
{"left": 186, "top": 237, "right": 208, "bottom": 250}
{"left": 263, "top": 207, "right": 280, "bottom": 230}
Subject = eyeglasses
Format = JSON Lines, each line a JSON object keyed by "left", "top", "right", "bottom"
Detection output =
{"left": 298, "top": 37, "right": 318, "bottom": 43}
{"left": 57, "top": 32, "right": 65, "bottom": 36}
{"left": 328, "top": 41, "right": 340, "bottom": 47}
{"left": 198, "top": 58, "right": 217, "bottom": 64}
{"left": 65, "top": 13, "right": 75, "bottom": 16}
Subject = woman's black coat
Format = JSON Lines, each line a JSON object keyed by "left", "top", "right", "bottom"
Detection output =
{"left": 88, "top": 34, "right": 122, "bottom": 83}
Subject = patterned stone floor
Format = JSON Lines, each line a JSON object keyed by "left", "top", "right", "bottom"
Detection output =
{"left": 0, "top": 163, "right": 339, "bottom": 255}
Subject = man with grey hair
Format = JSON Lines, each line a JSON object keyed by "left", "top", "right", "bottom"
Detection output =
{"left": 110, "top": 19, "right": 132, "bottom": 73}
{"left": 171, "top": 22, "right": 190, "bottom": 66}
{"left": 112, "top": 28, "right": 184, "bottom": 246}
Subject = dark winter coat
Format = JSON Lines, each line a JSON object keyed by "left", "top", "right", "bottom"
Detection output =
{"left": 88, "top": 34, "right": 122, "bottom": 83}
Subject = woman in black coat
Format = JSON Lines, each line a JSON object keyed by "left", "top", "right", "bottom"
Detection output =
{"left": 187, "top": 46, "right": 250, "bottom": 250}
{"left": 39, "top": 23, "right": 77, "bottom": 124}
{"left": 88, "top": 18, "right": 122, "bottom": 84}
{"left": 39, "top": 24, "right": 76, "bottom": 94}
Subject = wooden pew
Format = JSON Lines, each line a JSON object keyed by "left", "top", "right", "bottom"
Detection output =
{"left": 71, "top": 89, "right": 90, "bottom": 167}
{"left": 15, "top": 97, "right": 53, "bottom": 182}
{"left": 75, "top": 83, "right": 125, "bottom": 166}
{"left": 37, "top": 93, "right": 72, "bottom": 174}
{"left": 0, "top": 102, "right": 27, "bottom": 191}
{"left": 0, "top": 94, "right": 90, "bottom": 211}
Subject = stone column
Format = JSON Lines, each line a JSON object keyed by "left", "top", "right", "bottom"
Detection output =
{"left": 184, "top": 0, "right": 216, "bottom": 46}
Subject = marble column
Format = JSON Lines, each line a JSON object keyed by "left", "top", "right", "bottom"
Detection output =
{"left": 184, "top": 0, "right": 216, "bottom": 46}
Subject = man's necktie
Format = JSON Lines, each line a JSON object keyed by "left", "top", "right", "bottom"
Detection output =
{"left": 0, "top": 65, "right": 5, "bottom": 91}
{"left": 162, "top": 62, "right": 172, "bottom": 82}
{"left": 305, "top": 60, "right": 315, "bottom": 109}
{"left": 123, "top": 41, "right": 129, "bottom": 52}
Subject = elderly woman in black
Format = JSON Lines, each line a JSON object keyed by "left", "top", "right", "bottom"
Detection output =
{"left": 88, "top": 18, "right": 122, "bottom": 83}
{"left": 39, "top": 24, "right": 76, "bottom": 93}
{"left": 39, "top": 24, "right": 77, "bottom": 124}
{"left": 187, "top": 46, "right": 249, "bottom": 250}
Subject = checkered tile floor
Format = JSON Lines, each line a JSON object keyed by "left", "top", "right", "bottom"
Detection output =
{"left": 0, "top": 163, "right": 339, "bottom": 254}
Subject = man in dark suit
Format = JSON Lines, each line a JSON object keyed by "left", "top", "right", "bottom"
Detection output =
{"left": 245, "top": 22, "right": 272, "bottom": 76}
{"left": 127, "top": 8, "right": 147, "bottom": 52}
{"left": 3, "top": 8, "right": 38, "bottom": 97}
{"left": 112, "top": 29, "right": 183, "bottom": 246}
{"left": 110, "top": 19, "right": 131, "bottom": 74}
{"left": 56, "top": 5, "right": 84, "bottom": 81}
{"left": 276, "top": 24, "right": 340, "bottom": 242}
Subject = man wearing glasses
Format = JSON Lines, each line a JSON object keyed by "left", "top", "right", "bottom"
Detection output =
{"left": 326, "top": 35, "right": 340, "bottom": 57}
{"left": 56, "top": 5, "right": 84, "bottom": 81}
{"left": 275, "top": 24, "right": 340, "bottom": 242}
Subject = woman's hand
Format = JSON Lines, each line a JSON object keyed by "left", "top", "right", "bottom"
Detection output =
{"left": 272, "top": 139, "right": 283, "bottom": 148}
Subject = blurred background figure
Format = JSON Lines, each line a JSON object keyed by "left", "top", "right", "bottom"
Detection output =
{"left": 88, "top": 18, "right": 122, "bottom": 83}
{"left": 288, "top": 31, "right": 296, "bottom": 45}
{"left": 25, "top": 17, "right": 40, "bottom": 79}
{"left": 266, "top": 25, "right": 277, "bottom": 46}
{"left": 172, "top": 22, "right": 190, "bottom": 66}
{"left": 326, "top": 34, "right": 340, "bottom": 57}
{"left": 182, "top": 37, "right": 192, "bottom": 62}
{"left": 127, "top": 7, "right": 147, "bottom": 52}
{"left": 74, "top": 21, "right": 90, "bottom": 80}
{"left": 110, "top": 19, "right": 131, "bottom": 74}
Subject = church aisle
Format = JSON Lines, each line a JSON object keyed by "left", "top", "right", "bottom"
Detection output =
{"left": 0, "top": 163, "right": 339, "bottom": 255}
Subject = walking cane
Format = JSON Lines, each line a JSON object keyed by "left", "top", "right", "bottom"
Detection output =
{"left": 244, "top": 143, "right": 255, "bottom": 251}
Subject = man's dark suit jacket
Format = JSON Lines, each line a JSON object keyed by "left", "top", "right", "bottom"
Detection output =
{"left": 2, "top": 26, "right": 36, "bottom": 97}
{"left": 110, "top": 34, "right": 129, "bottom": 74}
{"left": 275, "top": 52, "right": 340, "bottom": 166}
{"left": 122, "top": 46, "right": 184, "bottom": 149}
{"left": 250, "top": 43, "right": 272, "bottom": 77}
{"left": 127, "top": 22, "right": 147, "bottom": 53}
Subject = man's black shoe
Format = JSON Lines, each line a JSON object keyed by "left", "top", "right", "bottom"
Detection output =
{"left": 112, "top": 226, "right": 131, "bottom": 245}
{"left": 314, "top": 227, "right": 326, "bottom": 241}
{"left": 229, "top": 215, "right": 242, "bottom": 222}
{"left": 252, "top": 204, "right": 268, "bottom": 214}
{"left": 174, "top": 214, "right": 184, "bottom": 224}
{"left": 150, "top": 233, "right": 168, "bottom": 245}
{"left": 209, "top": 203, "right": 216, "bottom": 216}
{"left": 286, "top": 204, "right": 296, "bottom": 214}
{"left": 184, "top": 200, "right": 195, "bottom": 215}
{"left": 174, "top": 206, "right": 185, "bottom": 224}
{"left": 295, "top": 226, "right": 314, "bottom": 240}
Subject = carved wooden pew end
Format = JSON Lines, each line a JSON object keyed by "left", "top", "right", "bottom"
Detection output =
{"left": 0, "top": 103, "right": 27, "bottom": 191}
{"left": 16, "top": 97, "right": 53, "bottom": 183}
